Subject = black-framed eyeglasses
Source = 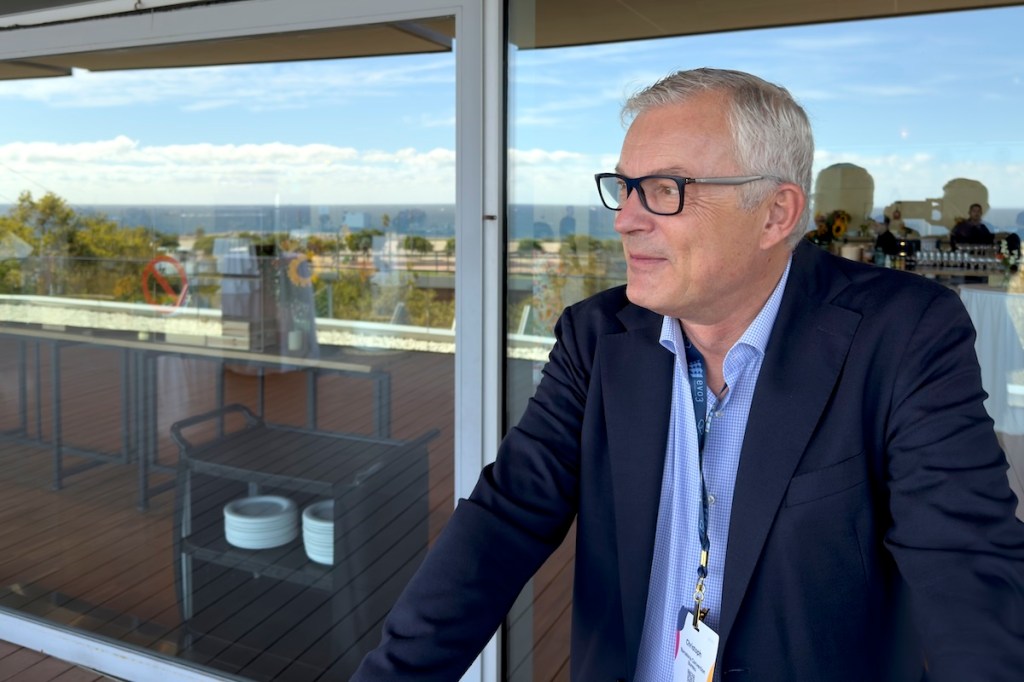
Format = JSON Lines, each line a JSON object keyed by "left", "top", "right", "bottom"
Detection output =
{"left": 594, "top": 172, "right": 768, "bottom": 216}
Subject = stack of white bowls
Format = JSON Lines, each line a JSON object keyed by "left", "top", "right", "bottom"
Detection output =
{"left": 223, "top": 495, "right": 299, "bottom": 550}
{"left": 302, "top": 500, "right": 334, "bottom": 565}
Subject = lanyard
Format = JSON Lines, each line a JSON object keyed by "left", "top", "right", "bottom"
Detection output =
{"left": 682, "top": 338, "right": 714, "bottom": 629}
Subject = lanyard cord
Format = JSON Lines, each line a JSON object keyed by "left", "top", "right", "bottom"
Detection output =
{"left": 682, "top": 338, "right": 713, "bottom": 629}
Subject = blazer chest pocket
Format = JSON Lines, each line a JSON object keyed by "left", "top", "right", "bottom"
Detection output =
{"left": 785, "top": 451, "right": 867, "bottom": 507}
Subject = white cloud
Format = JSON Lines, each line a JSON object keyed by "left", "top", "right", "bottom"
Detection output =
{"left": 509, "top": 148, "right": 611, "bottom": 205}
{"left": 510, "top": 148, "right": 589, "bottom": 165}
{"left": 0, "top": 58, "right": 454, "bottom": 112}
{"left": 1, "top": 137, "right": 1019, "bottom": 212}
{"left": 0, "top": 138, "right": 455, "bottom": 204}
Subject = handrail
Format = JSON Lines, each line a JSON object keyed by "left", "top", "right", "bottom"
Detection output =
{"left": 169, "top": 403, "right": 260, "bottom": 452}
{"left": 0, "top": 294, "right": 557, "bottom": 359}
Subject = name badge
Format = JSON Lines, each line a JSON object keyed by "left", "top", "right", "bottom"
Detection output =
{"left": 673, "top": 615, "right": 719, "bottom": 682}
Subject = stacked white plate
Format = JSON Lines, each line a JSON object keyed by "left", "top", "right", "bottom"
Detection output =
{"left": 302, "top": 500, "right": 334, "bottom": 565}
{"left": 223, "top": 495, "right": 298, "bottom": 550}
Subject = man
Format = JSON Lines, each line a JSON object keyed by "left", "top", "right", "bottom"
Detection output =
{"left": 354, "top": 69, "right": 1024, "bottom": 681}
{"left": 951, "top": 202, "right": 994, "bottom": 248}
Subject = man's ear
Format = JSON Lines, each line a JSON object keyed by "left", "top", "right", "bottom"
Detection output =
{"left": 760, "top": 183, "right": 806, "bottom": 249}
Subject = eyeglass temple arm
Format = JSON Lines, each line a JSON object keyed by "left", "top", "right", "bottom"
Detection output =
{"left": 691, "top": 175, "right": 765, "bottom": 185}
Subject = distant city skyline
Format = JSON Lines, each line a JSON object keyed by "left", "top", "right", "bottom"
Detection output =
{"left": 0, "top": 7, "right": 1021, "bottom": 211}
{"left": 3, "top": 201, "right": 1020, "bottom": 241}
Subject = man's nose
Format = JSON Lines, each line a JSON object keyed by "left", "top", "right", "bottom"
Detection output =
{"left": 613, "top": 190, "right": 652, "bottom": 233}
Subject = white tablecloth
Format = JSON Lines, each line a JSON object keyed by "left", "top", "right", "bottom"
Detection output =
{"left": 959, "top": 285, "right": 1024, "bottom": 518}
{"left": 959, "top": 285, "right": 1024, "bottom": 436}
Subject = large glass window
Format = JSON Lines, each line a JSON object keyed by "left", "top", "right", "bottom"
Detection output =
{"left": 506, "top": 4, "right": 1024, "bottom": 679}
{"left": 0, "top": 17, "right": 460, "bottom": 680}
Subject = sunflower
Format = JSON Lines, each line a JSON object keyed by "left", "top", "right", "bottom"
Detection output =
{"left": 831, "top": 214, "right": 848, "bottom": 239}
{"left": 287, "top": 254, "right": 313, "bottom": 287}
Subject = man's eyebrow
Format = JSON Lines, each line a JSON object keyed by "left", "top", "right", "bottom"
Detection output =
{"left": 611, "top": 166, "right": 691, "bottom": 176}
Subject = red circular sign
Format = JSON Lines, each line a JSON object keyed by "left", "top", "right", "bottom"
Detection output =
{"left": 141, "top": 254, "right": 188, "bottom": 309}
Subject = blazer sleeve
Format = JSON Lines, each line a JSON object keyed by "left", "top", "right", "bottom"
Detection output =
{"left": 351, "top": 303, "right": 597, "bottom": 681}
{"left": 882, "top": 287, "right": 1024, "bottom": 682}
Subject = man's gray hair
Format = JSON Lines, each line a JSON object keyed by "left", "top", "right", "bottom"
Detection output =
{"left": 623, "top": 68, "right": 813, "bottom": 247}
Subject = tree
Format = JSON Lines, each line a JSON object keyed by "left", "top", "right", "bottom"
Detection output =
{"left": 0, "top": 216, "right": 35, "bottom": 294}
{"left": 71, "top": 216, "right": 152, "bottom": 259}
{"left": 307, "top": 235, "right": 336, "bottom": 255}
{"left": 193, "top": 234, "right": 217, "bottom": 255}
{"left": 517, "top": 238, "right": 544, "bottom": 253}
{"left": 403, "top": 235, "right": 433, "bottom": 255}
{"left": 9, "top": 191, "right": 80, "bottom": 295}
{"left": 0, "top": 214, "right": 36, "bottom": 247}
{"left": 154, "top": 231, "right": 180, "bottom": 249}
{"left": 319, "top": 270, "right": 374, "bottom": 320}
{"left": 9, "top": 190, "right": 77, "bottom": 253}
{"left": 560, "top": 233, "right": 604, "bottom": 255}
{"left": 345, "top": 228, "right": 383, "bottom": 260}
{"left": 403, "top": 280, "right": 454, "bottom": 328}
{"left": 63, "top": 215, "right": 155, "bottom": 301}
{"left": 2, "top": 190, "right": 158, "bottom": 300}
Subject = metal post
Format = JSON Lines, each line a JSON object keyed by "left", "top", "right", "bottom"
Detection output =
{"left": 374, "top": 372, "right": 391, "bottom": 438}
{"left": 216, "top": 359, "right": 225, "bottom": 438}
{"left": 34, "top": 340, "right": 42, "bottom": 440}
{"left": 257, "top": 366, "right": 265, "bottom": 418}
{"left": 306, "top": 369, "right": 317, "bottom": 430}
{"left": 121, "top": 348, "right": 131, "bottom": 464}
{"left": 17, "top": 340, "right": 27, "bottom": 435}
{"left": 137, "top": 351, "right": 150, "bottom": 511}
{"left": 50, "top": 342, "right": 62, "bottom": 491}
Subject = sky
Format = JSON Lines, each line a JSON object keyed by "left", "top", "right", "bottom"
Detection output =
{"left": 0, "top": 6, "right": 1021, "bottom": 217}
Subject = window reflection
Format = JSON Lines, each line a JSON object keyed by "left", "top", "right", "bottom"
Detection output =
{"left": 0, "top": 38, "right": 456, "bottom": 681}
{"left": 506, "top": 4, "right": 1024, "bottom": 680}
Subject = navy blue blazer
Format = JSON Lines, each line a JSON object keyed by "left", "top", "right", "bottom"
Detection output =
{"left": 354, "top": 241, "right": 1024, "bottom": 681}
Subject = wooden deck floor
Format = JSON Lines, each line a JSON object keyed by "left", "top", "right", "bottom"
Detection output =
{"left": 0, "top": 339, "right": 574, "bottom": 681}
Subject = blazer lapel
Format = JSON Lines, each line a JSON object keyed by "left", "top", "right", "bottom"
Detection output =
{"left": 717, "top": 245, "right": 863, "bottom": 645}
{"left": 603, "top": 304, "right": 673, "bottom": 674}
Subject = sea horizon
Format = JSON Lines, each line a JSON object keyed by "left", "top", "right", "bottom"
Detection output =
{"left": 2, "top": 202, "right": 1022, "bottom": 240}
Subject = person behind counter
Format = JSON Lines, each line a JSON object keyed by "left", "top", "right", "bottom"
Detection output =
{"left": 951, "top": 202, "right": 994, "bottom": 248}
{"left": 874, "top": 216, "right": 899, "bottom": 257}
{"left": 352, "top": 67, "right": 1024, "bottom": 682}
{"left": 874, "top": 210, "right": 922, "bottom": 259}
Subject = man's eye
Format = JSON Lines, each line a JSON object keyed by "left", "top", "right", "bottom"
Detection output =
{"left": 649, "top": 180, "right": 679, "bottom": 196}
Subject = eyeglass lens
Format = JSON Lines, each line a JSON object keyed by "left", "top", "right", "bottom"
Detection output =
{"left": 598, "top": 174, "right": 683, "bottom": 215}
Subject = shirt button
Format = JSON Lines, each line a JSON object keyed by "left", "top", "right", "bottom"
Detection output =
{"left": 709, "top": 494, "right": 716, "bottom": 506}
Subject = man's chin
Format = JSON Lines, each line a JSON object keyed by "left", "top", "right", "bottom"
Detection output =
{"left": 625, "top": 284, "right": 662, "bottom": 315}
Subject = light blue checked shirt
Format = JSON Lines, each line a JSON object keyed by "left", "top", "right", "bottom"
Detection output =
{"left": 634, "top": 257, "right": 792, "bottom": 680}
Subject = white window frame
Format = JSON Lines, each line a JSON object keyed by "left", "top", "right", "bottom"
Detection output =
{"left": 0, "top": 0, "right": 504, "bottom": 680}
